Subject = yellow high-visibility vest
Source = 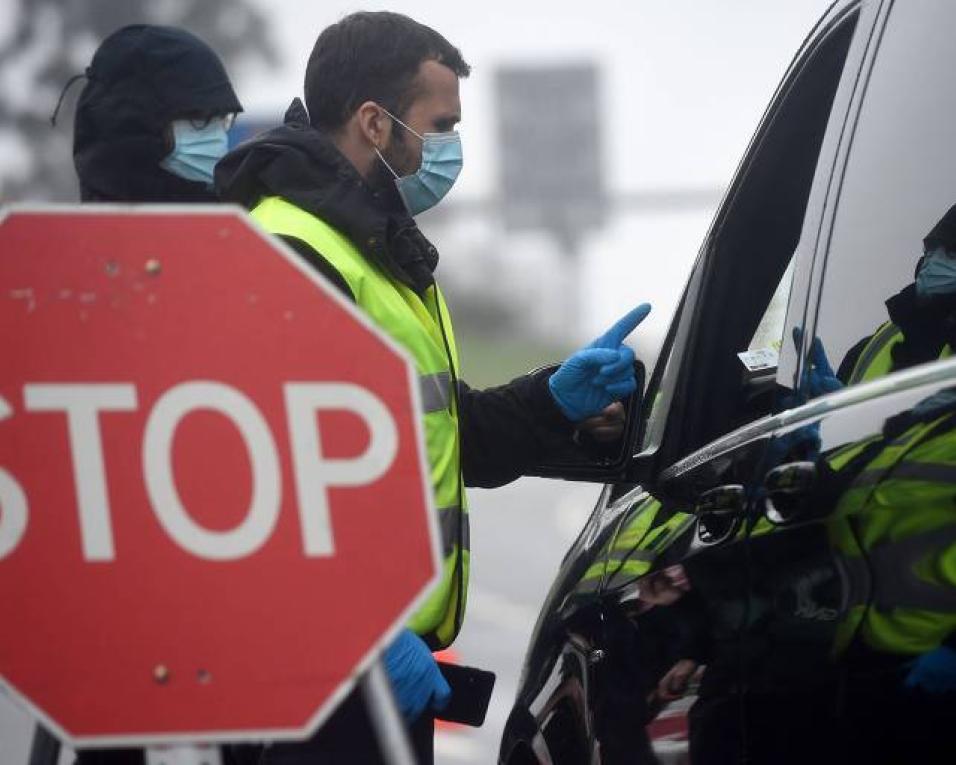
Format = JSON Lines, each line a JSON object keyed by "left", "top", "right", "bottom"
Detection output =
{"left": 848, "top": 320, "right": 952, "bottom": 384}
{"left": 829, "top": 410, "right": 956, "bottom": 656}
{"left": 251, "top": 196, "right": 468, "bottom": 648}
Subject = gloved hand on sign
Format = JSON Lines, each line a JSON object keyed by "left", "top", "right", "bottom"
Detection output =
{"left": 549, "top": 303, "right": 652, "bottom": 422}
{"left": 383, "top": 629, "right": 451, "bottom": 723}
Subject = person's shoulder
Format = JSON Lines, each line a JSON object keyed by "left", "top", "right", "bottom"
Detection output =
{"left": 277, "top": 234, "right": 355, "bottom": 301}
{"left": 836, "top": 321, "right": 897, "bottom": 383}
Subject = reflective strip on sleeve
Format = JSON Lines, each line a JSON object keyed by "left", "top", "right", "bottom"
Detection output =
{"left": 889, "top": 461, "right": 956, "bottom": 484}
{"left": 419, "top": 371, "right": 453, "bottom": 413}
{"left": 854, "top": 462, "right": 956, "bottom": 488}
{"left": 868, "top": 526, "right": 956, "bottom": 613}
{"left": 848, "top": 323, "right": 901, "bottom": 385}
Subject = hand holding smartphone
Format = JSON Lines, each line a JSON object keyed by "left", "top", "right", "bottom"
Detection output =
{"left": 435, "top": 663, "right": 496, "bottom": 727}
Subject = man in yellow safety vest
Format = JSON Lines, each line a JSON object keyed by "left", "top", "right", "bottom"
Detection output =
{"left": 217, "top": 11, "right": 650, "bottom": 763}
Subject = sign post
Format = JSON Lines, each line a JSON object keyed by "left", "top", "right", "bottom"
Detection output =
{"left": 0, "top": 206, "right": 441, "bottom": 758}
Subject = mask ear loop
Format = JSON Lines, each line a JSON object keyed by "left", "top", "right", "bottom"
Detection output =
{"left": 372, "top": 106, "right": 410, "bottom": 180}
{"left": 374, "top": 146, "right": 401, "bottom": 180}
{"left": 50, "top": 70, "right": 89, "bottom": 127}
{"left": 379, "top": 106, "right": 424, "bottom": 141}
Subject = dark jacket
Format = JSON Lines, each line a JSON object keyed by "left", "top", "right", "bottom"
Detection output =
{"left": 216, "top": 99, "right": 575, "bottom": 488}
{"left": 838, "top": 284, "right": 956, "bottom": 383}
{"left": 839, "top": 204, "right": 956, "bottom": 382}
{"left": 73, "top": 24, "right": 242, "bottom": 203}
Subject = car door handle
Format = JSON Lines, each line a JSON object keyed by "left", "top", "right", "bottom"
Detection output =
{"left": 694, "top": 484, "right": 747, "bottom": 517}
{"left": 695, "top": 484, "right": 746, "bottom": 515}
{"left": 765, "top": 461, "right": 817, "bottom": 494}
{"left": 695, "top": 484, "right": 746, "bottom": 544}
{"left": 763, "top": 461, "right": 817, "bottom": 524}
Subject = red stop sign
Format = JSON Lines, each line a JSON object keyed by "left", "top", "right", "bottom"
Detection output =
{"left": 0, "top": 206, "right": 441, "bottom": 747}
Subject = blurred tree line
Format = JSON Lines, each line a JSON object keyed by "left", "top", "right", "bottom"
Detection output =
{"left": 0, "top": 0, "right": 277, "bottom": 202}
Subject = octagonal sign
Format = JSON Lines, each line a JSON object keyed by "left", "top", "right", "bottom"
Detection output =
{"left": 0, "top": 206, "right": 441, "bottom": 747}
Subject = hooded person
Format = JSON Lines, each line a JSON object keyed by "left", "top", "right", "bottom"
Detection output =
{"left": 62, "top": 26, "right": 241, "bottom": 765}
{"left": 65, "top": 24, "right": 242, "bottom": 202}
{"left": 835, "top": 204, "right": 956, "bottom": 385}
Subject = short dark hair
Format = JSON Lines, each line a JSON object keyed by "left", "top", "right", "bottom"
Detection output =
{"left": 305, "top": 11, "right": 470, "bottom": 131}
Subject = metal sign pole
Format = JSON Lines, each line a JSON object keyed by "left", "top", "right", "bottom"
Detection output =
{"left": 361, "top": 658, "right": 416, "bottom": 765}
{"left": 27, "top": 726, "right": 60, "bottom": 765}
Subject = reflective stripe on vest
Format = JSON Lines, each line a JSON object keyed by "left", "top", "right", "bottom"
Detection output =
{"left": 848, "top": 321, "right": 903, "bottom": 385}
{"left": 851, "top": 461, "right": 956, "bottom": 488}
{"left": 579, "top": 498, "right": 695, "bottom": 594}
{"left": 420, "top": 371, "right": 453, "bottom": 413}
{"left": 250, "top": 196, "right": 468, "bottom": 648}
{"left": 848, "top": 320, "right": 953, "bottom": 385}
{"left": 438, "top": 505, "right": 470, "bottom": 556}
{"left": 831, "top": 413, "right": 956, "bottom": 655}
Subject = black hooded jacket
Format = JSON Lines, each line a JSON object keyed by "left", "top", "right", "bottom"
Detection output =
{"left": 216, "top": 100, "right": 575, "bottom": 487}
{"left": 73, "top": 24, "right": 242, "bottom": 202}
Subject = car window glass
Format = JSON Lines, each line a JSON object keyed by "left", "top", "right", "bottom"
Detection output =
{"left": 749, "top": 259, "right": 795, "bottom": 354}
{"left": 812, "top": 1, "right": 956, "bottom": 391}
{"left": 642, "top": 11, "right": 858, "bottom": 460}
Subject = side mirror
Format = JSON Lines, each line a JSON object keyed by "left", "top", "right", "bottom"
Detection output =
{"left": 694, "top": 484, "right": 746, "bottom": 545}
{"left": 763, "top": 460, "right": 817, "bottom": 524}
{"left": 523, "top": 360, "right": 645, "bottom": 482}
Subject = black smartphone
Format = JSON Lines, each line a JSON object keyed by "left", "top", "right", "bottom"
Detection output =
{"left": 435, "top": 663, "right": 496, "bottom": 727}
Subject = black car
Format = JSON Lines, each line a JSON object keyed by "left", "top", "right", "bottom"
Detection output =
{"left": 501, "top": 1, "right": 956, "bottom": 762}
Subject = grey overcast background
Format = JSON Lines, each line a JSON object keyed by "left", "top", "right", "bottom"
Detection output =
{"left": 233, "top": 0, "right": 835, "bottom": 349}
{"left": 0, "top": 2, "right": 833, "bottom": 763}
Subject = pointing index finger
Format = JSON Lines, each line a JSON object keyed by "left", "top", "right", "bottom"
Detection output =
{"left": 596, "top": 303, "right": 652, "bottom": 348}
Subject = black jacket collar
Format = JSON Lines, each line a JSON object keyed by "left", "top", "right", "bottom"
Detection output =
{"left": 215, "top": 99, "right": 439, "bottom": 295}
{"left": 886, "top": 283, "right": 956, "bottom": 368}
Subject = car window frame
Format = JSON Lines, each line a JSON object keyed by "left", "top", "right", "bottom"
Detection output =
{"left": 658, "top": 356, "right": 956, "bottom": 487}
{"left": 631, "top": 0, "right": 875, "bottom": 484}
{"left": 794, "top": 0, "right": 895, "bottom": 395}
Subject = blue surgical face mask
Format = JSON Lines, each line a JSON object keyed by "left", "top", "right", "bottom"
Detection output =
{"left": 916, "top": 247, "right": 956, "bottom": 298}
{"left": 374, "top": 108, "right": 462, "bottom": 216}
{"left": 159, "top": 118, "right": 230, "bottom": 187}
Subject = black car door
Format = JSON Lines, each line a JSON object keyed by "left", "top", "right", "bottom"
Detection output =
{"left": 730, "top": 0, "right": 956, "bottom": 760}
{"left": 584, "top": 5, "right": 875, "bottom": 761}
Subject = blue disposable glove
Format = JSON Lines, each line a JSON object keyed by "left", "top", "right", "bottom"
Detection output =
{"left": 806, "top": 337, "right": 843, "bottom": 397}
{"left": 904, "top": 645, "right": 956, "bottom": 694}
{"left": 792, "top": 328, "right": 842, "bottom": 399}
{"left": 383, "top": 629, "right": 451, "bottom": 723}
{"left": 549, "top": 304, "right": 652, "bottom": 422}
{"left": 764, "top": 421, "right": 822, "bottom": 469}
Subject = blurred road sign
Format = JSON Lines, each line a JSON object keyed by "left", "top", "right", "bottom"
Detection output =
{"left": 495, "top": 63, "right": 606, "bottom": 236}
{"left": 228, "top": 115, "right": 279, "bottom": 150}
{"left": 0, "top": 206, "right": 440, "bottom": 748}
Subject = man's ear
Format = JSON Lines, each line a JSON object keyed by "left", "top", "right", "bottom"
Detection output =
{"left": 355, "top": 101, "right": 392, "bottom": 150}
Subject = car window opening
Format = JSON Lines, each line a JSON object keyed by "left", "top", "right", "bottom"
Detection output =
{"left": 659, "top": 11, "right": 859, "bottom": 461}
